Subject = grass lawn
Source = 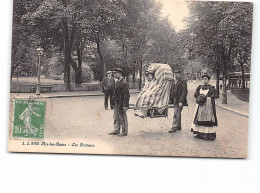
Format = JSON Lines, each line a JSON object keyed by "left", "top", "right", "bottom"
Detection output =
{"left": 232, "top": 88, "right": 250, "bottom": 94}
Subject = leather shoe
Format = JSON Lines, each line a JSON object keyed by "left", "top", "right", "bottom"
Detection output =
{"left": 176, "top": 127, "right": 182, "bottom": 131}
{"left": 109, "top": 130, "right": 120, "bottom": 135}
{"left": 118, "top": 132, "right": 127, "bottom": 137}
{"left": 168, "top": 128, "right": 176, "bottom": 133}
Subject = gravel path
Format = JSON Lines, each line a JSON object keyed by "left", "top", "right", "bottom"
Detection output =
{"left": 42, "top": 84, "right": 248, "bottom": 158}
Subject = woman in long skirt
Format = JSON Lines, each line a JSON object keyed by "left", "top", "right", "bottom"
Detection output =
{"left": 191, "top": 73, "right": 218, "bottom": 140}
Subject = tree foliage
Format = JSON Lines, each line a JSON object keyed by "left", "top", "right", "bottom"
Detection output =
{"left": 11, "top": 0, "right": 252, "bottom": 97}
{"left": 184, "top": 1, "right": 253, "bottom": 102}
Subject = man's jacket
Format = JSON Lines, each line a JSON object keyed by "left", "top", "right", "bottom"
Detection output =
{"left": 169, "top": 78, "right": 188, "bottom": 106}
{"left": 114, "top": 78, "right": 130, "bottom": 109}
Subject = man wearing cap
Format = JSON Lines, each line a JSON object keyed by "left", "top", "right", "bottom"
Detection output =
{"left": 109, "top": 68, "right": 130, "bottom": 137}
{"left": 169, "top": 69, "right": 188, "bottom": 133}
{"left": 101, "top": 71, "right": 115, "bottom": 110}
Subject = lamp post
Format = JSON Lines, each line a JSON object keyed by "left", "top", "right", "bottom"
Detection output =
{"left": 36, "top": 47, "right": 44, "bottom": 96}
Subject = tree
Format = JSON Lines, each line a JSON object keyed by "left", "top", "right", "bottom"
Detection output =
{"left": 185, "top": 1, "right": 253, "bottom": 103}
{"left": 219, "top": 2, "right": 253, "bottom": 89}
{"left": 186, "top": 1, "right": 226, "bottom": 96}
{"left": 11, "top": 0, "right": 43, "bottom": 79}
{"left": 22, "top": 0, "right": 74, "bottom": 90}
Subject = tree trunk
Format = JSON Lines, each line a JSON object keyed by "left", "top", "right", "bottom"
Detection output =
{"left": 139, "top": 60, "right": 143, "bottom": 91}
{"left": 64, "top": 48, "right": 71, "bottom": 91}
{"left": 10, "top": 66, "right": 16, "bottom": 81}
{"left": 123, "top": 45, "right": 128, "bottom": 64}
{"left": 221, "top": 45, "right": 232, "bottom": 104}
{"left": 240, "top": 60, "right": 245, "bottom": 89}
{"left": 74, "top": 47, "right": 82, "bottom": 85}
{"left": 63, "top": 19, "right": 77, "bottom": 91}
{"left": 61, "top": 1, "right": 80, "bottom": 91}
{"left": 63, "top": 21, "right": 71, "bottom": 91}
{"left": 10, "top": 58, "right": 20, "bottom": 81}
{"left": 75, "top": 68, "right": 82, "bottom": 85}
{"left": 132, "top": 71, "right": 136, "bottom": 83}
{"left": 126, "top": 76, "right": 129, "bottom": 82}
{"left": 216, "top": 69, "right": 220, "bottom": 99}
{"left": 96, "top": 33, "right": 105, "bottom": 78}
{"left": 222, "top": 72, "right": 227, "bottom": 104}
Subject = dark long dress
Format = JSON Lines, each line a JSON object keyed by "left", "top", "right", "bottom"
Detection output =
{"left": 191, "top": 84, "right": 218, "bottom": 140}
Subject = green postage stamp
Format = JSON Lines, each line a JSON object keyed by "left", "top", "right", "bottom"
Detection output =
{"left": 12, "top": 99, "right": 46, "bottom": 139}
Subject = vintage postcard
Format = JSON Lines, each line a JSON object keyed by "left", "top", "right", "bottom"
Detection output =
{"left": 8, "top": 0, "right": 253, "bottom": 158}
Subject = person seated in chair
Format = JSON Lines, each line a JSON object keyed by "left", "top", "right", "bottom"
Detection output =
{"left": 147, "top": 71, "right": 155, "bottom": 82}
{"left": 134, "top": 63, "right": 174, "bottom": 118}
{"left": 134, "top": 70, "right": 156, "bottom": 117}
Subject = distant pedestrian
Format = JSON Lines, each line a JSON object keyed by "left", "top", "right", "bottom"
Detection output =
{"left": 191, "top": 72, "right": 218, "bottom": 140}
{"left": 101, "top": 71, "right": 115, "bottom": 110}
{"left": 109, "top": 68, "right": 130, "bottom": 137}
{"left": 168, "top": 69, "right": 188, "bottom": 133}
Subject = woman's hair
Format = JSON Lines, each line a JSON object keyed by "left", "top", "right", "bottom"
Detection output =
{"left": 202, "top": 75, "right": 211, "bottom": 80}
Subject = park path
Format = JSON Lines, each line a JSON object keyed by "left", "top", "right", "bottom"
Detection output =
{"left": 43, "top": 82, "right": 248, "bottom": 158}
